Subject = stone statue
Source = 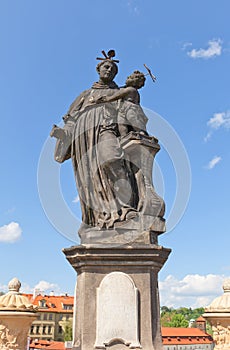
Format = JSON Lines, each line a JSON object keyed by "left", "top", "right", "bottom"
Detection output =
{"left": 50, "top": 50, "right": 165, "bottom": 244}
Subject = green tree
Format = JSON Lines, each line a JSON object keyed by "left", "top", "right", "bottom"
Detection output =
{"left": 169, "top": 314, "right": 189, "bottom": 328}
{"left": 161, "top": 306, "right": 173, "bottom": 315}
{"left": 64, "top": 323, "right": 72, "bottom": 341}
{"left": 160, "top": 306, "right": 207, "bottom": 328}
{"left": 189, "top": 307, "right": 205, "bottom": 320}
{"left": 206, "top": 321, "right": 213, "bottom": 336}
{"left": 161, "top": 311, "right": 176, "bottom": 326}
{"left": 59, "top": 317, "right": 73, "bottom": 341}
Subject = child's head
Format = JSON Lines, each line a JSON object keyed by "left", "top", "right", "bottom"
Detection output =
{"left": 126, "top": 70, "right": 146, "bottom": 89}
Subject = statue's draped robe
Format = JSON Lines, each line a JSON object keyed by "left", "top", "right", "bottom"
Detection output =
{"left": 55, "top": 82, "right": 138, "bottom": 230}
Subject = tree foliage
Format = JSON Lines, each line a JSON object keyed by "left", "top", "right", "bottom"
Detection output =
{"left": 59, "top": 317, "right": 73, "bottom": 341}
{"left": 64, "top": 323, "right": 72, "bottom": 341}
{"left": 160, "top": 306, "right": 205, "bottom": 327}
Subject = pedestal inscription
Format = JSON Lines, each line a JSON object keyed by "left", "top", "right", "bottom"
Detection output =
{"left": 95, "top": 272, "right": 141, "bottom": 349}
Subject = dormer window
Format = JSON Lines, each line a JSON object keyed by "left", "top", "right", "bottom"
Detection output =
{"left": 39, "top": 299, "right": 47, "bottom": 308}
{"left": 62, "top": 303, "right": 73, "bottom": 310}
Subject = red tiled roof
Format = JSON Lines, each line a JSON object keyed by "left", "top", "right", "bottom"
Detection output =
{"left": 30, "top": 340, "right": 65, "bottom": 350}
{"left": 196, "top": 316, "right": 206, "bottom": 322}
{"left": 162, "top": 327, "right": 213, "bottom": 345}
{"left": 30, "top": 340, "right": 51, "bottom": 347}
{"left": 35, "top": 340, "right": 50, "bottom": 345}
{"left": 46, "top": 342, "right": 65, "bottom": 350}
{"left": 23, "top": 294, "right": 74, "bottom": 313}
{"left": 162, "top": 327, "right": 207, "bottom": 336}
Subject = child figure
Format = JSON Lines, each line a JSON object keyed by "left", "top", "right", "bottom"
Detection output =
{"left": 95, "top": 70, "right": 149, "bottom": 136}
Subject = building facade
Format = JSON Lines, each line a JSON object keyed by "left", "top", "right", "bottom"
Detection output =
{"left": 24, "top": 293, "right": 74, "bottom": 342}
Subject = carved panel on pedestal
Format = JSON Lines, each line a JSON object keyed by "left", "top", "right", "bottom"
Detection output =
{"left": 95, "top": 272, "right": 141, "bottom": 349}
{"left": 212, "top": 325, "right": 230, "bottom": 349}
{"left": 0, "top": 322, "right": 18, "bottom": 350}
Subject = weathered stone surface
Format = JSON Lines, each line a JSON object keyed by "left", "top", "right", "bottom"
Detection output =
{"left": 52, "top": 50, "right": 171, "bottom": 350}
{"left": 95, "top": 272, "right": 140, "bottom": 349}
{"left": 51, "top": 51, "right": 165, "bottom": 244}
{"left": 0, "top": 278, "right": 37, "bottom": 312}
{"left": 63, "top": 244, "right": 171, "bottom": 350}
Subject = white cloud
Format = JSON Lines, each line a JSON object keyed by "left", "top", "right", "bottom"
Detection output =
{"left": 187, "top": 39, "right": 222, "bottom": 59}
{"left": 34, "top": 280, "right": 61, "bottom": 294}
{"left": 0, "top": 283, "right": 8, "bottom": 293}
{"left": 182, "top": 42, "right": 192, "bottom": 51}
{"left": 204, "top": 111, "right": 230, "bottom": 142}
{"left": 208, "top": 111, "right": 230, "bottom": 130}
{"left": 0, "top": 222, "right": 22, "bottom": 243}
{"left": 204, "top": 131, "right": 212, "bottom": 143}
{"left": 0, "top": 280, "right": 64, "bottom": 296}
{"left": 206, "top": 156, "right": 222, "bottom": 170}
{"left": 159, "top": 274, "right": 225, "bottom": 308}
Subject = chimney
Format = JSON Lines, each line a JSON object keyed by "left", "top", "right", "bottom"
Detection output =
{"left": 33, "top": 288, "right": 40, "bottom": 300}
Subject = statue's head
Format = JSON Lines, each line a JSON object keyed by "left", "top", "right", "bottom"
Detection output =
{"left": 126, "top": 71, "right": 146, "bottom": 89}
{"left": 96, "top": 60, "right": 118, "bottom": 83}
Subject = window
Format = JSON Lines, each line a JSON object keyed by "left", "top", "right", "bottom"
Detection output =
{"left": 30, "top": 325, "right": 34, "bottom": 334}
{"left": 43, "top": 313, "right": 47, "bottom": 320}
{"left": 39, "top": 299, "right": 46, "bottom": 308}
{"left": 58, "top": 326, "right": 63, "bottom": 334}
{"left": 49, "top": 314, "right": 53, "bottom": 320}
{"left": 36, "top": 326, "right": 40, "bottom": 334}
{"left": 42, "top": 326, "right": 46, "bottom": 334}
{"left": 48, "top": 326, "right": 52, "bottom": 334}
{"left": 59, "top": 314, "right": 63, "bottom": 321}
{"left": 62, "top": 304, "right": 73, "bottom": 310}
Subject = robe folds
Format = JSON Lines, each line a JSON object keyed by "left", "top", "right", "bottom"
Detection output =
{"left": 55, "top": 85, "right": 138, "bottom": 229}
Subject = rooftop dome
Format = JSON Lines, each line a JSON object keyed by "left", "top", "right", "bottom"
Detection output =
{"left": 0, "top": 278, "right": 37, "bottom": 312}
{"left": 205, "top": 278, "right": 230, "bottom": 312}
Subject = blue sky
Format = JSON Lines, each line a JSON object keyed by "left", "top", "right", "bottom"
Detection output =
{"left": 0, "top": 0, "right": 230, "bottom": 308}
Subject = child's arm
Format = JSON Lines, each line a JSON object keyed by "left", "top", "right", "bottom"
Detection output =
{"left": 95, "top": 87, "right": 136, "bottom": 104}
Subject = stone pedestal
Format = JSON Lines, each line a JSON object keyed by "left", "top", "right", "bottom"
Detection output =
{"left": 0, "top": 278, "right": 37, "bottom": 350}
{"left": 203, "top": 279, "right": 230, "bottom": 350}
{"left": 63, "top": 244, "right": 171, "bottom": 350}
{"left": 0, "top": 312, "right": 37, "bottom": 350}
